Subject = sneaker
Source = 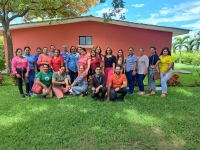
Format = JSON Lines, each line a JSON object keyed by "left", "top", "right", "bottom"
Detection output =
{"left": 21, "top": 94, "right": 25, "bottom": 98}
{"left": 26, "top": 93, "right": 31, "bottom": 97}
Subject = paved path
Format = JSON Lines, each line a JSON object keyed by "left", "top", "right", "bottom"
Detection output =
{"left": 173, "top": 69, "right": 192, "bottom": 74}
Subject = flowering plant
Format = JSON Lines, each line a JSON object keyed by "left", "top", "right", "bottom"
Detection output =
{"left": 167, "top": 73, "right": 181, "bottom": 86}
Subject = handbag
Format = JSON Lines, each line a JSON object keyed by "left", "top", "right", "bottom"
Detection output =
{"left": 151, "top": 55, "right": 160, "bottom": 80}
{"left": 31, "top": 73, "right": 43, "bottom": 94}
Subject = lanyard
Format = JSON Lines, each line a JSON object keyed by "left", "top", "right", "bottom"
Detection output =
{"left": 95, "top": 74, "right": 102, "bottom": 85}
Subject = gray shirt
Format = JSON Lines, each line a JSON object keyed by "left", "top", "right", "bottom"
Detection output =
{"left": 52, "top": 72, "right": 67, "bottom": 88}
{"left": 137, "top": 55, "right": 149, "bottom": 74}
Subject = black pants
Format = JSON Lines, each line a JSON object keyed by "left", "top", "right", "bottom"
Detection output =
{"left": 69, "top": 69, "right": 78, "bottom": 84}
{"left": 110, "top": 87, "right": 128, "bottom": 101}
{"left": 91, "top": 87, "right": 107, "bottom": 99}
{"left": 16, "top": 68, "right": 30, "bottom": 94}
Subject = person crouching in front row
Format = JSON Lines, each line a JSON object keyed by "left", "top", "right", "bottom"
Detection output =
{"left": 90, "top": 66, "right": 107, "bottom": 102}
{"left": 107, "top": 65, "right": 128, "bottom": 102}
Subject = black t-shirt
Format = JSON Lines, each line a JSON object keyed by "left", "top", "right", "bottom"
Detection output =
{"left": 149, "top": 54, "right": 160, "bottom": 66}
{"left": 104, "top": 55, "right": 116, "bottom": 67}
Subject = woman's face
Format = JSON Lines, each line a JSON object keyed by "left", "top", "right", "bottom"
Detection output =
{"left": 54, "top": 50, "right": 59, "bottom": 57}
{"left": 139, "top": 49, "right": 144, "bottom": 55}
{"left": 163, "top": 49, "right": 169, "bottom": 56}
{"left": 128, "top": 48, "right": 134, "bottom": 55}
{"left": 43, "top": 65, "right": 49, "bottom": 72}
{"left": 81, "top": 50, "right": 86, "bottom": 55}
{"left": 71, "top": 47, "right": 76, "bottom": 53}
{"left": 17, "top": 49, "right": 22, "bottom": 57}
{"left": 150, "top": 48, "right": 155, "bottom": 54}
{"left": 43, "top": 48, "right": 48, "bottom": 54}
{"left": 37, "top": 49, "right": 42, "bottom": 54}
{"left": 50, "top": 46, "right": 55, "bottom": 52}
{"left": 78, "top": 48, "right": 82, "bottom": 54}
{"left": 79, "top": 66, "right": 84, "bottom": 73}
{"left": 60, "top": 67, "right": 65, "bottom": 74}
{"left": 106, "top": 48, "right": 111, "bottom": 55}
{"left": 96, "top": 47, "right": 101, "bottom": 54}
{"left": 25, "top": 48, "right": 30, "bottom": 55}
{"left": 118, "top": 50, "right": 122, "bottom": 57}
{"left": 91, "top": 51, "right": 95, "bottom": 57}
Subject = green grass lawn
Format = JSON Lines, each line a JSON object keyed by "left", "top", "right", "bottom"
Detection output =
{"left": 0, "top": 86, "right": 200, "bottom": 150}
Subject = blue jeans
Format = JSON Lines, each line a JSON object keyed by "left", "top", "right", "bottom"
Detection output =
{"left": 29, "top": 69, "right": 35, "bottom": 93}
{"left": 160, "top": 71, "right": 173, "bottom": 93}
{"left": 137, "top": 74, "right": 145, "bottom": 92}
{"left": 126, "top": 70, "right": 135, "bottom": 94}
{"left": 71, "top": 81, "right": 88, "bottom": 95}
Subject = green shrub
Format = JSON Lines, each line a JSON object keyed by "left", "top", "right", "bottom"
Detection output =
{"left": 181, "top": 53, "right": 193, "bottom": 64}
{"left": 191, "top": 55, "right": 200, "bottom": 67}
{"left": 172, "top": 53, "right": 179, "bottom": 63}
{"left": 0, "top": 59, "right": 5, "bottom": 70}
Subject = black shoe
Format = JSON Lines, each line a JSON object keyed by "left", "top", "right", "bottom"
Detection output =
{"left": 26, "top": 93, "right": 31, "bottom": 97}
{"left": 21, "top": 94, "right": 25, "bottom": 98}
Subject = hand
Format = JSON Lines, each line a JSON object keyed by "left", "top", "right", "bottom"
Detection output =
{"left": 16, "top": 74, "right": 21, "bottom": 78}
{"left": 66, "top": 69, "right": 69, "bottom": 73}
{"left": 150, "top": 65, "right": 155, "bottom": 68}
{"left": 132, "top": 70, "right": 136, "bottom": 75}
{"left": 43, "top": 85, "right": 48, "bottom": 90}
{"left": 115, "top": 87, "right": 120, "bottom": 91}
{"left": 25, "top": 73, "right": 29, "bottom": 77}
{"left": 35, "top": 70, "right": 38, "bottom": 74}
{"left": 156, "top": 68, "right": 160, "bottom": 72}
{"left": 62, "top": 81, "right": 66, "bottom": 84}
{"left": 144, "top": 71, "right": 148, "bottom": 75}
{"left": 95, "top": 88, "right": 100, "bottom": 93}
{"left": 163, "top": 72, "right": 167, "bottom": 77}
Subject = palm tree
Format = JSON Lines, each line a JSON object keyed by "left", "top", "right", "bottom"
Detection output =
{"left": 173, "top": 35, "right": 190, "bottom": 63}
{"left": 187, "top": 39, "right": 195, "bottom": 53}
{"left": 194, "top": 31, "right": 200, "bottom": 51}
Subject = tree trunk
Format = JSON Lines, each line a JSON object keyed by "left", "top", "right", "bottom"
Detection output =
{"left": 179, "top": 50, "right": 182, "bottom": 64}
{"left": 2, "top": 22, "right": 13, "bottom": 73}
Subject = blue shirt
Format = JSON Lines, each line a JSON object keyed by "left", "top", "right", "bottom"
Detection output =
{"left": 34, "top": 53, "right": 40, "bottom": 68}
{"left": 66, "top": 53, "right": 79, "bottom": 72}
{"left": 61, "top": 52, "right": 69, "bottom": 61}
{"left": 22, "top": 54, "right": 35, "bottom": 70}
{"left": 125, "top": 54, "right": 137, "bottom": 72}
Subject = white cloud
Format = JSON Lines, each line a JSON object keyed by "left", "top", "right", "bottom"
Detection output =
{"left": 137, "top": 0, "right": 200, "bottom": 25}
{"left": 132, "top": 4, "right": 145, "bottom": 8}
{"left": 181, "top": 20, "right": 200, "bottom": 29}
{"left": 96, "top": 7, "right": 128, "bottom": 20}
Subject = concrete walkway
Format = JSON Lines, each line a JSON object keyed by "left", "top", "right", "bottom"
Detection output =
{"left": 173, "top": 69, "right": 192, "bottom": 74}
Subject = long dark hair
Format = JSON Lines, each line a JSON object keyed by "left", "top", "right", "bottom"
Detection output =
{"left": 117, "top": 49, "right": 124, "bottom": 64}
{"left": 150, "top": 46, "right": 157, "bottom": 54}
{"left": 95, "top": 46, "right": 102, "bottom": 55}
{"left": 90, "top": 50, "right": 96, "bottom": 57}
{"left": 160, "top": 47, "right": 171, "bottom": 56}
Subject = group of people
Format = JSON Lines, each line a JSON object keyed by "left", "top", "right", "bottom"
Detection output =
{"left": 11, "top": 44, "right": 174, "bottom": 101}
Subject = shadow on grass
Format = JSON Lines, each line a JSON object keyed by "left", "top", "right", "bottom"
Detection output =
{"left": 0, "top": 86, "right": 199, "bottom": 149}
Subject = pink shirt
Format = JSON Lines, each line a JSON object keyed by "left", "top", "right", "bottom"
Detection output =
{"left": 12, "top": 56, "right": 30, "bottom": 74}
{"left": 91, "top": 57, "right": 101, "bottom": 71}
{"left": 37, "top": 54, "right": 52, "bottom": 71}
{"left": 78, "top": 55, "right": 90, "bottom": 70}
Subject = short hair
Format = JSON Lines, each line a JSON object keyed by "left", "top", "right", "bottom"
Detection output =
{"left": 50, "top": 45, "right": 55, "bottom": 48}
{"left": 150, "top": 46, "right": 156, "bottom": 50}
{"left": 129, "top": 46, "right": 134, "bottom": 50}
{"left": 115, "top": 65, "right": 123, "bottom": 70}
{"left": 24, "top": 46, "right": 30, "bottom": 51}
{"left": 95, "top": 66, "right": 101, "bottom": 70}
{"left": 36, "top": 47, "right": 42, "bottom": 51}
{"left": 81, "top": 47, "right": 86, "bottom": 52}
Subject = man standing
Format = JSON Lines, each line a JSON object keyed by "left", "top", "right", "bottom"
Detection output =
{"left": 107, "top": 65, "right": 128, "bottom": 102}
{"left": 48, "top": 45, "right": 56, "bottom": 56}
{"left": 61, "top": 44, "right": 69, "bottom": 62}
{"left": 90, "top": 66, "right": 107, "bottom": 102}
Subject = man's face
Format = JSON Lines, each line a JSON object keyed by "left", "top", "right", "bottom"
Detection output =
{"left": 95, "top": 68, "right": 101, "bottom": 75}
{"left": 62, "top": 46, "right": 68, "bottom": 52}
{"left": 115, "top": 67, "right": 121, "bottom": 75}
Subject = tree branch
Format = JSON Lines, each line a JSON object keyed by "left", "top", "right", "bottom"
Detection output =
{"left": 8, "top": 8, "right": 30, "bottom": 23}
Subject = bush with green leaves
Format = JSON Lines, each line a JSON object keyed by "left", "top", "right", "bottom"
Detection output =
{"left": 0, "top": 36, "right": 5, "bottom": 71}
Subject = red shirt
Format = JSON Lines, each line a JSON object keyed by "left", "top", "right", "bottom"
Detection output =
{"left": 51, "top": 56, "right": 64, "bottom": 72}
{"left": 37, "top": 54, "right": 52, "bottom": 71}
{"left": 91, "top": 57, "right": 101, "bottom": 71}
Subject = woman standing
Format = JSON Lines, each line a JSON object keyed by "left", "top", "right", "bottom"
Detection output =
{"left": 148, "top": 46, "right": 160, "bottom": 96}
{"left": 125, "top": 47, "right": 137, "bottom": 94}
{"left": 90, "top": 50, "right": 101, "bottom": 76}
{"left": 37, "top": 47, "right": 52, "bottom": 71}
{"left": 36, "top": 64, "right": 53, "bottom": 98}
{"left": 159, "top": 47, "right": 174, "bottom": 98}
{"left": 69, "top": 65, "right": 88, "bottom": 97}
{"left": 34, "top": 47, "right": 43, "bottom": 72}
{"left": 116, "top": 49, "right": 125, "bottom": 73}
{"left": 52, "top": 66, "right": 70, "bottom": 99}
{"left": 136, "top": 48, "right": 149, "bottom": 95}
{"left": 51, "top": 49, "right": 64, "bottom": 72}
{"left": 95, "top": 46, "right": 104, "bottom": 60}
{"left": 66, "top": 46, "right": 79, "bottom": 84}
{"left": 12, "top": 48, "right": 30, "bottom": 98}
{"left": 78, "top": 47, "right": 91, "bottom": 75}
{"left": 103, "top": 47, "right": 116, "bottom": 83}
{"left": 23, "top": 46, "right": 37, "bottom": 94}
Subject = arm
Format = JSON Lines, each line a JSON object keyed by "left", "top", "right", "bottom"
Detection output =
{"left": 65, "top": 78, "right": 69, "bottom": 86}
{"left": 107, "top": 82, "right": 112, "bottom": 100}
{"left": 164, "top": 63, "right": 173, "bottom": 73}
{"left": 25, "top": 58, "right": 30, "bottom": 77}
{"left": 120, "top": 81, "right": 127, "bottom": 89}
{"left": 144, "top": 56, "right": 149, "bottom": 75}
{"left": 36, "top": 78, "right": 47, "bottom": 89}
{"left": 52, "top": 77, "right": 65, "bottom": 85}
{"left": 90, "top": 76, "right": 96, "bottom": 91}
{"left": 61, "top": 57, "right": 64, "bottom": 67}
{"left": 11, "top": 58, "right": 17, "bottom": 74}
{"left": 133, "top": 61, "right": 137, "bottom": 75}
{"left": 112, "top": 56, "right": 116, "bottom": 74}
{"left": 34, "top": 61, "right": 38, "bottom": 73}
{"left": 86, "top": 58, "right": 91, "bottom": 73}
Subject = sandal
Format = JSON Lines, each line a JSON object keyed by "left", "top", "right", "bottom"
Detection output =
{"left": 161, "top": 93, "right": 167, "bottom": 98}
{"left": 138, "top": 92, "right": 145, "bottom": 95}
{"left": 148, "top": 91, "right": 155, "bottom": 96}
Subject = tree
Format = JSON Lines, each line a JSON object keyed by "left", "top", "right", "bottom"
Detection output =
{"left": 194, "top": 31, "right": 200, "bottom": 51}
{"left": 0, "top": 0, "right": 125, "bottom": 72}
{"left": 187, "top": 39, "right": 195, "bottom": 53}
{"left": 173, "top": 36, "right": 190, "bottom": 63}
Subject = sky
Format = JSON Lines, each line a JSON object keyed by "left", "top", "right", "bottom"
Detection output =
{"left": 85, "top": 0, "right": 200, "bottom": 38}
{"left": 12, "top": 0, "right": 200, "bottom": 38}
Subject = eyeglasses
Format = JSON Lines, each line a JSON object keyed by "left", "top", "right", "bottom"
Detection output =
{"left": 96, "top": 69, "right": 101, "bottom": 70}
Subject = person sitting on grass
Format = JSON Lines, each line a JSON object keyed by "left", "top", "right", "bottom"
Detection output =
{"left": 36, "top": 64, "right": 53, "bottom": 98}
{"left": 90, "top": 66, "right": 107, "bottom": 102}
{"left": 69, "top": 65, "right": 88, "bottom": 97}
{"left": 52, "top": 66, "right": 70, "bottom": 99}
{"left": 107, "top": 65, "right": 128, "bottom": 102}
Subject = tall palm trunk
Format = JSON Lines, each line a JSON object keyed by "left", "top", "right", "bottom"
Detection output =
{"left": 179, "top": 50, "right": 182, "bottom": 64}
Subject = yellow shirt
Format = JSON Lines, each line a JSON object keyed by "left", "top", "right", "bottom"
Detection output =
{"left": 159, "top": 55, "right": 174, "bottom": 73}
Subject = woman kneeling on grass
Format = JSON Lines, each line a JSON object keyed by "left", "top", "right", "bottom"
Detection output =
{"left": 52, "top": 66, "right": 70, "bottom": 99}
{"left": 36, "top": 64, "right": 53, "bottom": 98}
{"left": 69, "top": 65, "right": 88, "bottom": 97}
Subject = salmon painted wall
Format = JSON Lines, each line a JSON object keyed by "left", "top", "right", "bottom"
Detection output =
{"left": 3, "top": 21, "right": 172, "bottom": 67}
